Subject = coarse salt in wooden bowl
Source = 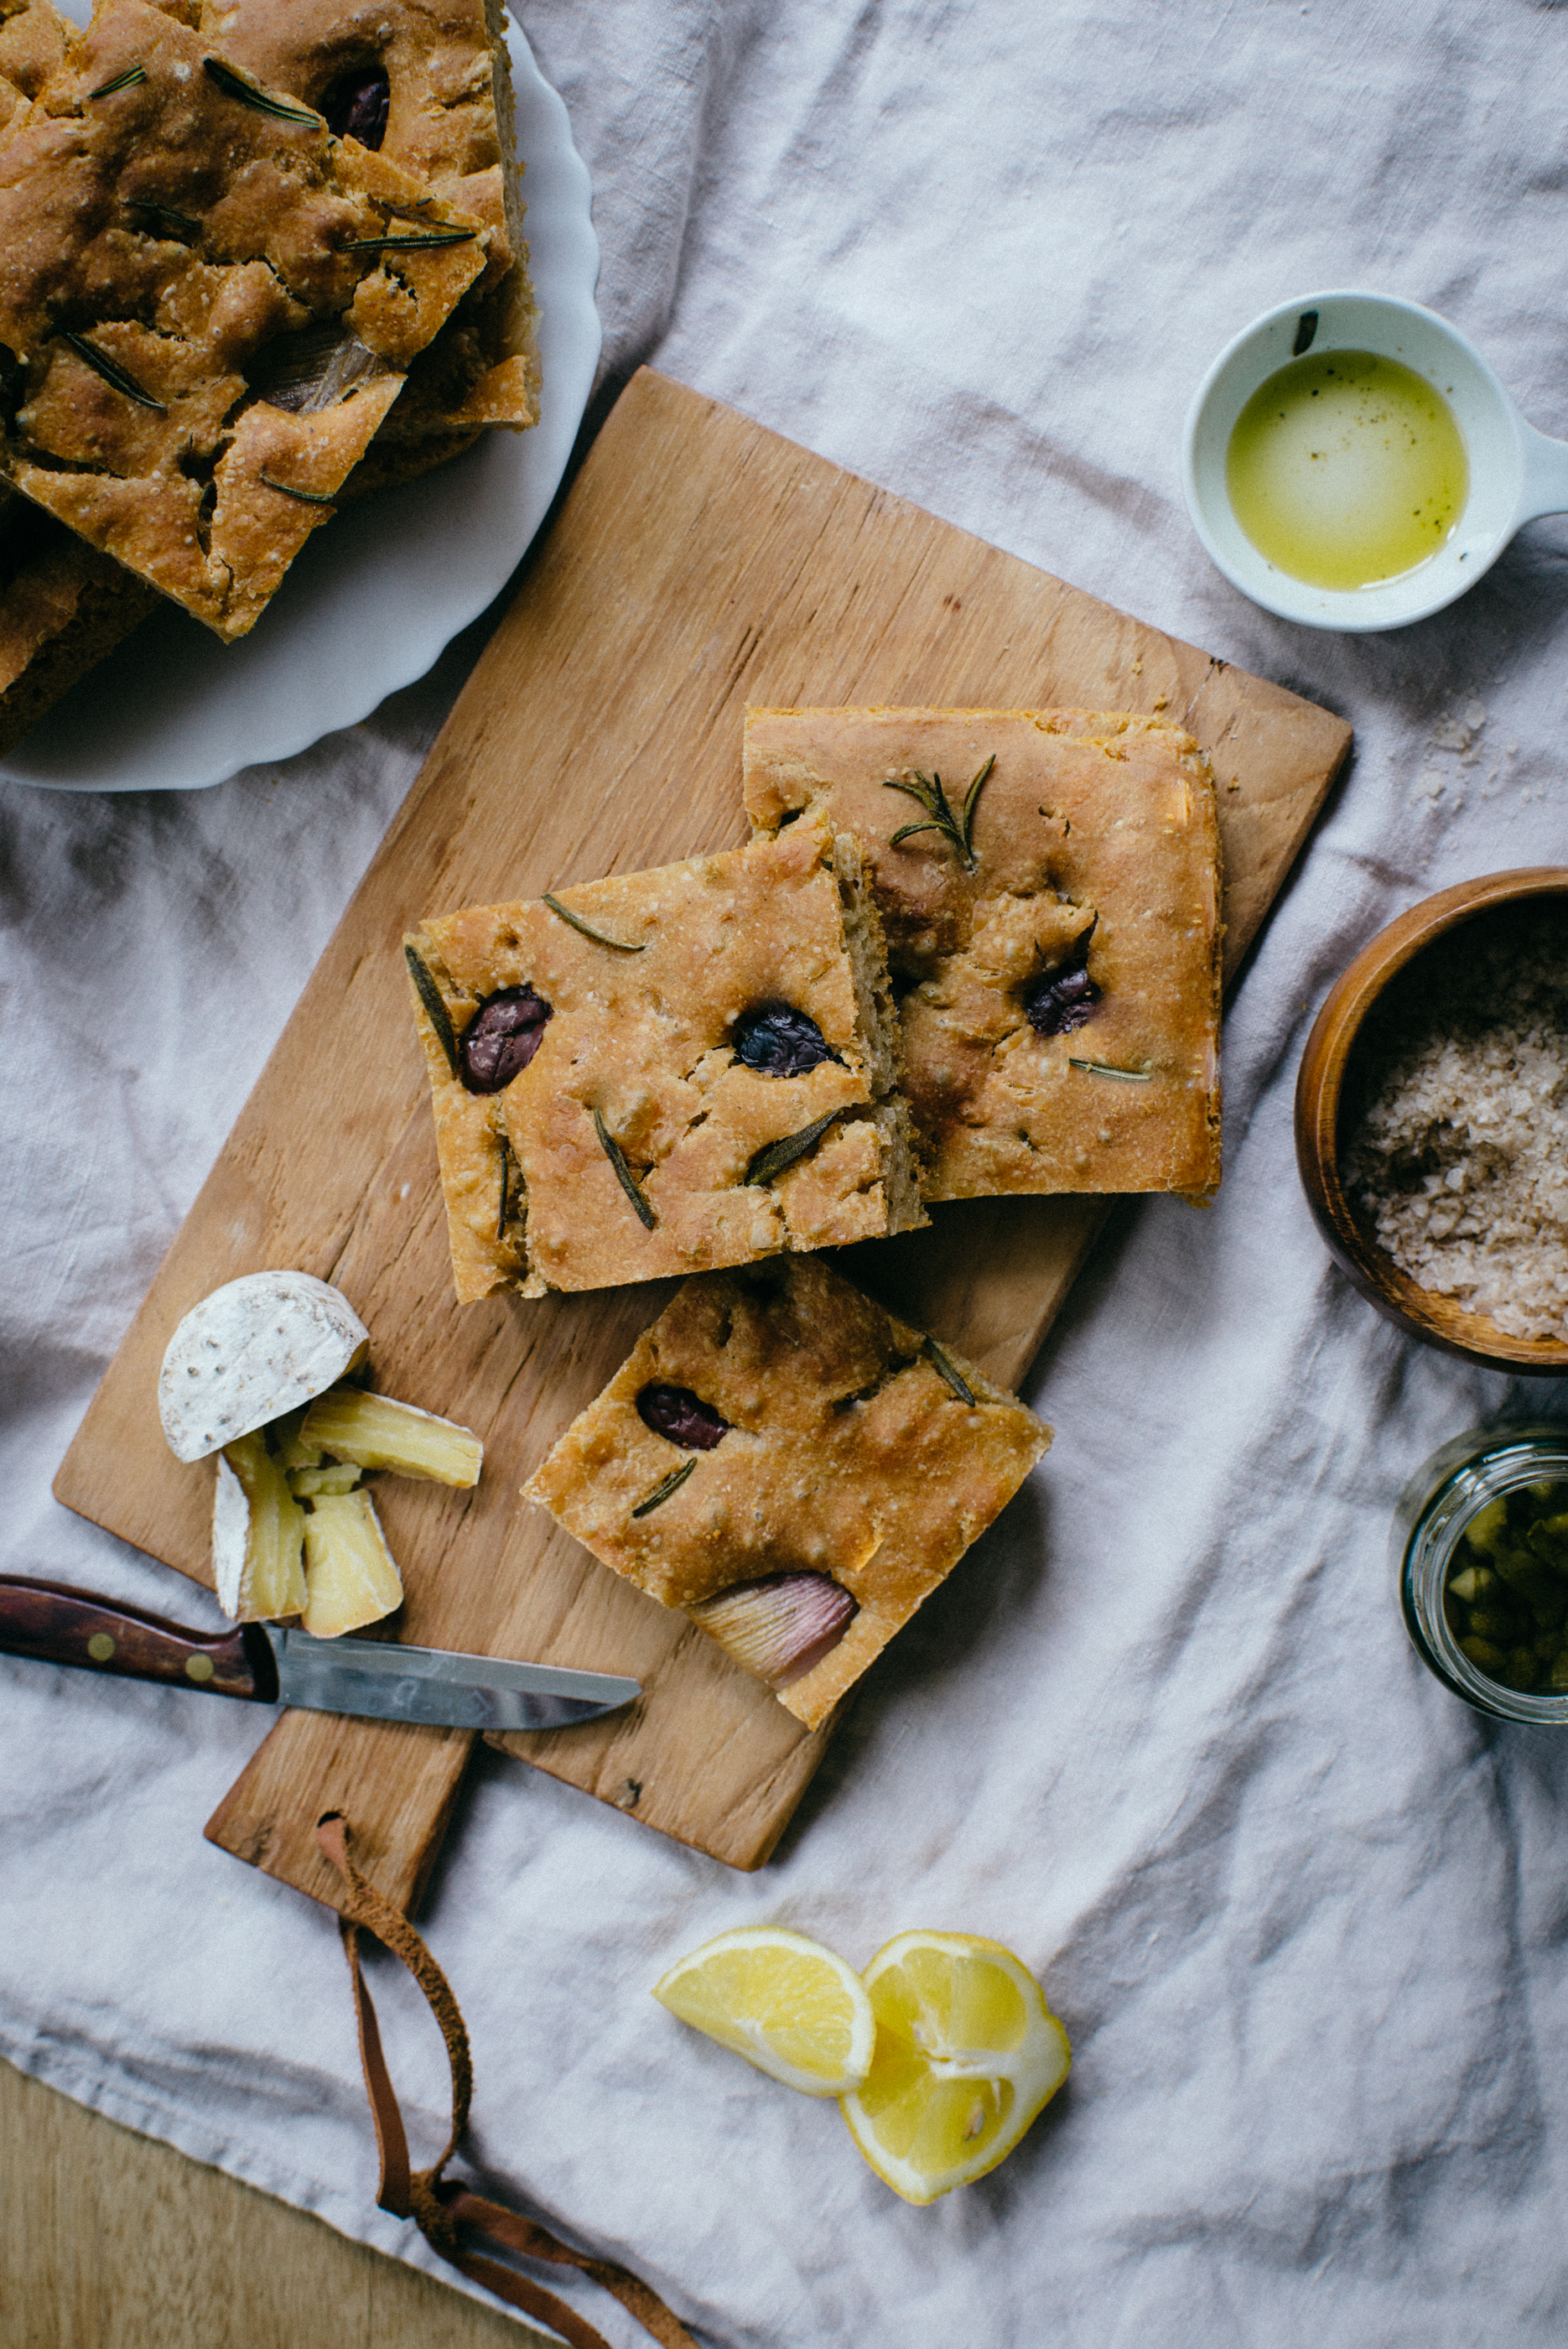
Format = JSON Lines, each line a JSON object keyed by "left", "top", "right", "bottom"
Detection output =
{"left": 1295, "top": 867, "right": 1568, "bottom": 1374}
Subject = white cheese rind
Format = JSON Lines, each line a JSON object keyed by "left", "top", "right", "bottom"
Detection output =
{"left": 211, "top": 1452, "right": 250, "bottom": 1617}
{"left": 158, "top": 1272, "right": 370, "bottom": 1463}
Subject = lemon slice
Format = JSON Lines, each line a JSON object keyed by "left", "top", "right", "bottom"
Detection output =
{"left": 653, "top": 1926, "right": 876, "bottom": 2097}
{"left": 839, "top": 1931, "right": 1071, "bottom": 2203}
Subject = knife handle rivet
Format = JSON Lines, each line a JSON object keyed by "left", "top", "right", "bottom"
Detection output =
{"left": 184, "top": 1654, "right": 215, "bottom": 1683}
{"left": 87, "top": 1632, "right": 116, "bottom": 1663}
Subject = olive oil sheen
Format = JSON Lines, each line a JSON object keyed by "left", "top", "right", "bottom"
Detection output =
{"left": 1226, "top": 351, "right": 1467, "bottom": 591}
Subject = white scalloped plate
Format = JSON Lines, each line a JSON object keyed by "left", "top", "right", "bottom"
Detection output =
{"left": 3, "top": 14, "right": 600, "bottom": 792}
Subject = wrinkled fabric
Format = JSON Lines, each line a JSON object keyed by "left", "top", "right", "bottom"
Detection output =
{"left": 6, "top": 2, "right": 1568, "bottom": 2342}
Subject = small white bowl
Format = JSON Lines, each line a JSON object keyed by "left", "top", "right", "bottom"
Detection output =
{"left": 1182, "top": 289, "right": 1568, "bottom": 631}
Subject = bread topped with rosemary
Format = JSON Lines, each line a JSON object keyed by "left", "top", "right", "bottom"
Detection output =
{"left": 0, "top": 0, "right": 489, "bottom": 641}
{"left": 744, "top": 708, "right": 1223, "bottom": 1201}
{"left": 523, "top": 1255, "right": 1051, "bottom": 1730}
{"left": 199, "top": 0, "right": 537, "bottom": 455}
{"left": 0, "top": 487, "right": 158, "bottom": 752}
{"left": 0, "top": 0, "right": 156, "bottom": 748}
{"left": 404, "top": 815, "right": 927, "bottom": 1302}
{"left": 0, "top": 0, "right": 68, "bottom": 134}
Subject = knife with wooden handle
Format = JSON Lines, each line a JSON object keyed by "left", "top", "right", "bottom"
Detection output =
{"left": 0, "top": 1576, "right": 640, "bottom": 1732}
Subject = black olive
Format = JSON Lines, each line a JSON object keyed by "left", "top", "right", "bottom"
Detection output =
{"left": 733, "top": 1003, "right": 833, "bottom": 1077}
{"left": 459, "top": 986, "right": 552, "bottom": 1093}
{"left": 636, "top": 1384, "right": 729, "bottom": 1450}
{"left": 323, "top": 70, "right": 390, "bottom": 149}
{"left": 1025, "top": 959, "right": 1100, "bottom": 1037}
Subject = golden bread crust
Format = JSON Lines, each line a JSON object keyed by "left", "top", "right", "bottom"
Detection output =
{"left": 0, "top": 2, "right": 156, "bottom": 741}
{"left": 0, "top": 488, "right": 158, "bottom": 750}
{"left": 200, "top": 0, "right": 537, "bottom": 443}
{"left": 0, "top": 0, "right": 67, "bottom": 122}
{"left": 524, "top": 1256, "right": 1051, "bottom": 1729}
{"left": 744, "top": 707, "right": 1223, "bottom": 1200}
{"left": 406, "top": 817, "right": 925, "bottom": 1302}
{"left": 0, "top": 0, "right": 488, "bottom": 639}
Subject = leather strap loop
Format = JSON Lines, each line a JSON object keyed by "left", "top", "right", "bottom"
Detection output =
{"left": 315, "top": 1812, "right": 698, "bottom": 2349}
{"left": 341, "top": 1920, "right": 412, "bottom": 2217}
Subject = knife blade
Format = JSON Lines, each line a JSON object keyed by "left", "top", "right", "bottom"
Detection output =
{"left": 0, "top": 1576, "right": 640, "bottom": 1733}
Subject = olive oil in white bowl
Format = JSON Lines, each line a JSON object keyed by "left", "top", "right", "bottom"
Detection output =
{"left": 1183, "top": 291, "right": 1568, "bottom": 631}
{"left": 1226, "top": 350, "right": 1468, "bottom": 590}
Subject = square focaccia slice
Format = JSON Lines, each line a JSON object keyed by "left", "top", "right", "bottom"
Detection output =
{"left": 745, "top": 708, "right": 1223, "bottom": 1202}
{"left": 404, "top": 814, "right": 926, "bottom": 1302}
{"left": 0, "top": 488, "right": 159, "bottom": 752}
{"left": 0, "top": 0, "right": 69, "bottom": 133}
{"left": 0, "top": 0, "right": 488, "bottom": 641}
{"left": 525, "top": 1256, "right": 1051, "bottom": 1730}
{"left": 200, "top": 0, "right": 537, "bottom": 450}
{"left": 0, "top": 1, "right": 158, "bottom": 751}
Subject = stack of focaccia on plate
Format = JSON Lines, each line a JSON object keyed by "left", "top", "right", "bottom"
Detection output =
{"left": 0, "top": 0, "right": 537, "bottom": 751}
{"left": 403, "top": 704, "right": 1224, "bottom": 1728}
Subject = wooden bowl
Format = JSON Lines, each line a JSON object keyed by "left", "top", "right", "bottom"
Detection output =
{"left": 1295, "top": 868, "right": 1568, "bottom": 1373}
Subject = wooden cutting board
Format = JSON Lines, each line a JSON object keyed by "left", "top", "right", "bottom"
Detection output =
{"left": 54, "top": 368, "right": 1350, "bottom": 1916}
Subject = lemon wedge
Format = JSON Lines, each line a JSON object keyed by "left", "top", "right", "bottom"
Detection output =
{"left": 839, "top": 1931, "right": 1071, "bottom": 2204}
{"left": 653, "top": 1926, "right": 875, "bottom": 2097}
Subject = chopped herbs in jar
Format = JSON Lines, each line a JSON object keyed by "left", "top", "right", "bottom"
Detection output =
{"left": 1444, "top": 1481, "right": 1568, "bottom": 1693}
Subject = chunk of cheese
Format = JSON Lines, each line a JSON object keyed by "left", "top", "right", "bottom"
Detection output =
{"left": 159, "top": 1272, "right": 368, "bottom": 1463}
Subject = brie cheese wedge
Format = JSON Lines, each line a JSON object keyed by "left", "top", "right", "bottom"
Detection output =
{"left": 158, "top": 1271, "right": 369, "bottom": 1463}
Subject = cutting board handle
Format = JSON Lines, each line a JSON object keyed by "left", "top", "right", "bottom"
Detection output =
{"left": 0, "top": 1576, "right": 274, "bottom": 1701}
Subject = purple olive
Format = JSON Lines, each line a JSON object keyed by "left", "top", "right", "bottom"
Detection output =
{"left": 459, "top": 985, "right": 552, "bottom": 1093}
{"left": 323, "top": 70, "right": 390, "bottom": 149}
{"left": 1025, "top": 959, "right": 1100, "bottom": 1037}
{"left": 734, "top": 1003, "right": 833, "bottom": 1077}
{"left": 636, "top": 1384, "right": 729, "bottom": 1450}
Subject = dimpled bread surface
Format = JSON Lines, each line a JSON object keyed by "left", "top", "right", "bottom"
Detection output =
{"left": 0, "top": 0, "right": 67, "bottom": 131}
{"left": 201, "top": 0, "right": 537, "bottom": 444}
{"left": 525, "top": 1255, "right": 1051, "bottom": 1730}
{"left": 406, "top": 815, "right": 926, "bottom": 1302}
{"left": 0, "top": 0, "right": 161, "bottom": 748}
{"left": 745, "top": 707, "right": 1223, "bottom": 1201}
{"left": 0, "top": 488, "right": 158, "bottom": 751}
{"left": 0, "top": 0, "right": 488, "bottom": 639}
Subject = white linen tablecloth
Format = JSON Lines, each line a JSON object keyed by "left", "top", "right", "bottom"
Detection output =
{"left": 5, "top": 3, "right": 1568, "bottom": 2341}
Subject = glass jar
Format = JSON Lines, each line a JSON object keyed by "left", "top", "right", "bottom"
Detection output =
{"left": 1394, "top": 1422, "right": 1568, "bottom": 1724}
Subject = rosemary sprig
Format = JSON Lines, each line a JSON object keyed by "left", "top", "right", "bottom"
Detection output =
{"left": 957, "top": 754, "right": 996, "bottom": 855}
{"left": 594, "top": 1107, "right": 657, "bottom": 1229}
{"left": 495, "top": 1138, "right": 521, "bottom": 1244}
{"left": 543, "top": 893, "right": 646, "bottom": 953}
{"left": 58, "top": 330, "right": 164, "bottom": 411}
{"left": 881, "top": 753, "right": 994, "bottom": 872}
{"left": 203, "top": 56, "right": 323, "bottom": 125}
{"left": 258, "top": 470, "right": 335, "bottom": 507}
{"left": 129, "top": 200, "right": 200, "bottom": 236}
{"left": 745, "top": 1108, "right": 844, "bottom": 1187}
{"left": 631, "top": 1458, "right": 695, "bottom": 1518}
{"left": 404, "top": 945, "right": 459, "bottom": 1077}
{"left": 90, "top": 65, "right": 146, "bottom": 97}
{"left": 1068, "top": 1058, "right": 1153, "bottom": 1082}
{"left": 925, "top": 1336, "right": 976, "bottom": 1407}
{"left": 340, "top": 228, "right": 476, "bottom": 253}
